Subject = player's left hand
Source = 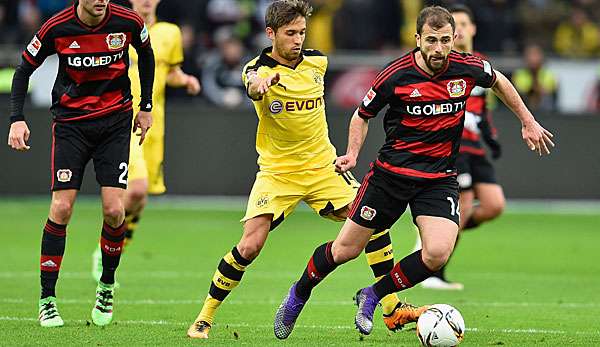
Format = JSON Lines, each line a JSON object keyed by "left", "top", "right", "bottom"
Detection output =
{"left": 185, "top": 75, "right": 201, "bottom": 95}
{"left": 521, "top": 119, "right": 554, "bottom": 156}
{"left": 335, "top": 154, "right": 357, "bottom": 173}
{"left": 484, "top": 137, "right": 502, "bottom": 160}
{"left": 133, "top": 111, "right": 153, "bottom": 145}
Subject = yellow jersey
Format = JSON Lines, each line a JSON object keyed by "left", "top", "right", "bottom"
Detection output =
{"left": 242, "top": 47, "right": 337, "bottom": 173}
{"left": 129, "top": 21, "right": 183, "bottom": 129}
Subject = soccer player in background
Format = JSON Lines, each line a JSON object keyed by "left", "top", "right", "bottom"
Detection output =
{"left": 417, "top": 4, "right": 506, "bottom": 290}
{"left": 91, "top": 0, "right": 201, "bottom": 283}
{"left": 7, "top": 0, "right": 154, "bottom": 327}
{"left": 187, "top": 0, "right": 424, "bottom": 339}
{"left": 274, "top": 6, "right": 554, "bottom": 338}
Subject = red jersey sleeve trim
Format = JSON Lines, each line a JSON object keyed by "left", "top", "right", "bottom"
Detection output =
{"left": 22, "top": 52, "right": 40, "bottom": 67}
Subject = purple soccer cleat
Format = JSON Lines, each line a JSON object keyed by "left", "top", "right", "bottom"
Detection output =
{"left": 274, "top": 282, "right": 308, "bottom": 339}
{"left": 354, "top": 286, "right": 380, "bottom": 335}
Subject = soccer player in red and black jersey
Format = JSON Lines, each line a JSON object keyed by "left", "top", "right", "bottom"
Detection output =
{"left": 418, "top": 4, "right": 506, "bottom": 290}
{"left": 273, "top": 6, "right": 554, "bottom": 339}
{"left": 6, "top": 0, "right": 154, "bottom": 328}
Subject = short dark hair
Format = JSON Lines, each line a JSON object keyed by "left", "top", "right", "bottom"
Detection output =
{"left": 416, "top": 6, "right": 455, "bottom": 35}
{"left": 449, "top": 4, "right": 475, "bottom": 24}
{"left": 265, "top": 0, "right": 313, "bottom": 32}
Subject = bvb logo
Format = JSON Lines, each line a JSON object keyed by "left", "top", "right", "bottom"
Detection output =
{"left": 313, "top": 70, "right": 323, "bottom": 85}
{"left": 256, "top": 194, "right": 269, "bottom": 208}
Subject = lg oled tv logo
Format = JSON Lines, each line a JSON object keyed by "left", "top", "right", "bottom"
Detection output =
{"left": 67, "top": 51, "right": 124, "bottom": 68}
{"left": 406, "top": 101, "right": 466, "bottom": 116}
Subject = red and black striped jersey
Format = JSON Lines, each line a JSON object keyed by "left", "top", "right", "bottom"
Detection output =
{"left": 358, "top": 48, "right": 497, "bottom": 180}
{"left": 460, "top": 51, "right": 498, "bottom": 156}
{"left": 22, "top": 2, "right": 151, "bottom": 121}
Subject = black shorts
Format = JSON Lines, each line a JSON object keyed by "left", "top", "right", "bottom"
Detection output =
{"left": 51, "top": 110, "right": 132, "bottom": 191}
{"left": 455, "top": 153, "right": 497, "bottom": 191}
{"left": 349, "top": 165, "right": 460, "bottom": 229}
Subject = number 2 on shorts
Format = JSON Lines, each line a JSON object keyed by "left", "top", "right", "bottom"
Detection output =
{"left": 118, "top": 162, "right": 128, "bottom": 184}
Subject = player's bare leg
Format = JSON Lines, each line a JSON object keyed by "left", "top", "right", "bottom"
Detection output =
{"left": 91, "top": 187, "right": 126, "bottom": 326}
{"left": 188, "top": 214, "right": 272, "bottom": 339}
{"left": 465, "top": 183, "right": 505, "bottom": 229}
{"left": 420, "top": 189, "right": 472, "bottom": 290}
{"left": 336, "top": 204, "right": 419, "bottom": 331}
{"left": 92, "top": 178, "right": 147, "bottom": 282}
{"left": 39, "top": 190, "right": 77, "bottom": 327}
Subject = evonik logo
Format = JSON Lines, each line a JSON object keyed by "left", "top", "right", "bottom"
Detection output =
{"left": 406, "top": 101, "right": 466, "bottom": 116}
{"left": 67, "top": 51, "right": 124, "bottom": 68}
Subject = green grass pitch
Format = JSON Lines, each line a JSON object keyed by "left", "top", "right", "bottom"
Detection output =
{"left": 1, "top": 198, "right": 599, "bottom": 346}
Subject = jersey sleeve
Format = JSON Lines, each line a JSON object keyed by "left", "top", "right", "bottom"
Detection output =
{"left": 22, "top": 31, "right": 55, "bottom": 67}
{"left": 242, "top": 58, "right": 263, "bottom": 101}
{"left": 357, "top": 71, "right": 395, "bottom": 119}
{"left": 168, "top": 26, "right": 184, "bottom": 66}
{"left": 470, "top": 56, "right": 497, "bottom": 88}
{"left": 131, "top": 19, "right": 151, "bottom": 49}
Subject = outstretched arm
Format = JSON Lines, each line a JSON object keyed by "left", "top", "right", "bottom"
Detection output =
{"left": 246, "top": 70, "right": 280, "bottom": 100}
{"left": 491, "top": 70, "right": 554, "bottom": 155}
{"left": 335, "top": 109, "right": 369, "bottom": 173}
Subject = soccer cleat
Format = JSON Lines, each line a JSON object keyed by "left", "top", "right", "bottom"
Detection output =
{"left": 91, "top": 281, "right": 115, "bottom": 326}
{"left": 421, "top": 277, "right": 464, "bottom": 291}
{"left": 38, "top": 297, "right": 64, "bottom": 327}
{"left": 354, "top": 286, "right": 379, "bottom": 335}
{"left": 91, "top": 244, "right": 102, "bottom": 283}
{"left": 383, "top": 301, "right": 429, "bottom": 331}
{"left": 274, "top": 282, "right": 307, "bottom": 339}
{"left": 187, "top": 320, "right": 211, "bottom": 339}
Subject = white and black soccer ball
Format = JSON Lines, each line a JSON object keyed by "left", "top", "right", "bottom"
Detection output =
{"left": 416, "top": 304, "right": 465, "bottom": 347}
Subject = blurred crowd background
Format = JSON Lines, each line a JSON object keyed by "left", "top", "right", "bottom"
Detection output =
{"left": 0, "top": 0, "right": 598, "bottom": 114}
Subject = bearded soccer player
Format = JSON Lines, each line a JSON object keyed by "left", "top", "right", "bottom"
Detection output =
{"left": 187, "top": 0, "right": 423, "bottom": 339}
{"left": 91, "top": 0, "right": 201, "bottom": 283}
{"left": 417, "top": 4, "right": 506, "bottom": 290}
{"left": 7, "top": 0, "right": 154, "bottom": 327}
{"left": 274, "top": 6, "right": 554, "bottom": 339}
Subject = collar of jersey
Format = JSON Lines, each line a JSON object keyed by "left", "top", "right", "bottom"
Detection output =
{"left": 258, "top": 47, "right": 304, "bottom": 70}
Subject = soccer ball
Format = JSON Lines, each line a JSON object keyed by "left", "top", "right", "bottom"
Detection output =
{"left": 416, "top": 304, "right": 465, "bottom": 346}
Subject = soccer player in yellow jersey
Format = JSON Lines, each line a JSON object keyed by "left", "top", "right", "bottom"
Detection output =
{"left": 187, "top": 0, "right": 425, "bottom": 339}
{"left": 92, "top": 0, "right": 200, "bottom": 281}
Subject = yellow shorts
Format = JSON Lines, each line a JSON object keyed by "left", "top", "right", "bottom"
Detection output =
{"left": 242, "top": 165, "right": 360, "bottom": 227}
{"left": 128, "top": 128, "right": 166, "bottom": 195}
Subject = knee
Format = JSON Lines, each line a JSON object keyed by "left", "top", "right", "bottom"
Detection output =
{"left": 481, "top": 199, "right": 505, "bottom": 220}
{"left": 236, "top": 239, "right": 264, "bottom": 261}
{"left": 51, "top": 198, "right": 74, "bottom": 221}
{"left": 103, "top": 203, "right": 124, "bottom": 223}
{"left": 238, "top": 223, "right": 270, "bottom": 261}
{"left": 421, "top": 246, "right": 453, "bottom": 271}
{"left": 331, "top": 243, "right": 362, "bottom": 264}
{"left": 127, "top": 186, "right": 147, "bottom": 204}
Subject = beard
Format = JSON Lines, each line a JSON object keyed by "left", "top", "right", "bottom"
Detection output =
{"left": 422, "top": 49, "right": 448, "bottom": 72}
{"left": 276, "top": 46, "right": 301, "bottom": 62}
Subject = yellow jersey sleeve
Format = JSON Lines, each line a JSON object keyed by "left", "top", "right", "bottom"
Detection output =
{"left": 168, "top": 25, "right": 184, "bottom": 67}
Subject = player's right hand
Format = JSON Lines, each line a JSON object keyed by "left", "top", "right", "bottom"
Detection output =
{"left": 255, "top": 73, "right": 280, "bottom": 95}
{"left": 335, "top": 154, "right": 357, "bottom": 173}
{"left": 7, "top": 121, "right": 31, "bottom": 151}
